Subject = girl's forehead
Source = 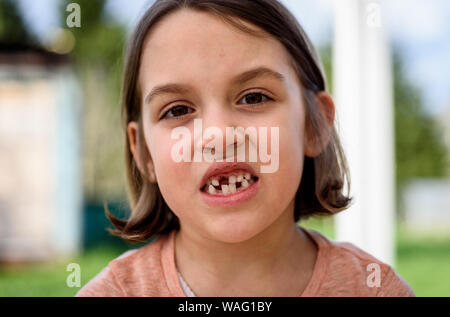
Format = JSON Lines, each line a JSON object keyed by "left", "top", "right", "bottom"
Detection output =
{"left": 145, "top": 8, "right": 273, "bottom": 49}
{"left": 139, "top": 9, "right": 294, "bottom": 84}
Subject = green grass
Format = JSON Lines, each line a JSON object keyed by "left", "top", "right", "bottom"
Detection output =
{"left": 0, "top": 219, "right": 449, "bottom": 297}
{"left": 0, "top": 244, "right": 128, "bottom": 297}
{"left": 395, "top": 226, "right": 450, "bottom": 297}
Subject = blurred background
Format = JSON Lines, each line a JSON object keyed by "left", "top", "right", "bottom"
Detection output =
{"left": 0, "top": 0, "right": 449, "bottom": 296}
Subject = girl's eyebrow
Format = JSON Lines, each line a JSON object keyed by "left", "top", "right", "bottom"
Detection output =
{"left": 144, "top": 66, "right": 286, "bottom": 105}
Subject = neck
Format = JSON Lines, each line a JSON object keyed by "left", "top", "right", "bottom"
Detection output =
{"left": 174, "top": 201, "right": 315, "bottom": 296}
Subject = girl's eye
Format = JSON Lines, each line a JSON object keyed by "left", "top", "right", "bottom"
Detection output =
{"left": 238, "top": 92, "right": 272, "bottom": 106}
{"left": 160, "top": 92, "right": 271, "bottom": 120}
{"left": 161, "top": 105, "right": 195, "bottom": 120}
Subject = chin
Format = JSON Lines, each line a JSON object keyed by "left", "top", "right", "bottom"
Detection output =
{"left": 205, "top": 216, "right": 271, "bottom": 244}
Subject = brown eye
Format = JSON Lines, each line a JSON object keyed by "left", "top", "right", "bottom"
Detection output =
{"left": 161, "top": 105, "right": 194, "bottom": 119}
{"left": 239, "top": 92, "right": 272, "bottom": 106}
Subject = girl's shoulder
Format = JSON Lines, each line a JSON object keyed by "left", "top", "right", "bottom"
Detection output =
{"left": 76, "top": 231, "right": 175, "bottom": 297}
{"left": 302, "top": 228, "right": 415, "bottom": 297}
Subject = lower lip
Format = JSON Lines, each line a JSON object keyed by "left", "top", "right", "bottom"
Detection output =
{"left": 200, "top": 178, "right": 261, "bottom": 207}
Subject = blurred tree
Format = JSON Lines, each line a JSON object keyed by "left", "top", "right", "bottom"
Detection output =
{"left": 317, "top": 45, "right": 448, "bottom": 219}
{"left": 393, "top": 50, "right": 448, "bottom": 216}
{"left": 60, "top": 0, "right": 127, "bottom": 202}
{"left": 61, "top": 0, "right": 125, "bottom": 68}
{"left": 0, "top": 0, "right": 35, "bottom": 46}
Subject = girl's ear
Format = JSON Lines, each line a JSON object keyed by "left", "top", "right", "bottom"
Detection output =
{"left": 304, "top": 91, "right": 335, "bottom": 157}
{"left": 127, "top": 121, "right": 157, "bottom": 183}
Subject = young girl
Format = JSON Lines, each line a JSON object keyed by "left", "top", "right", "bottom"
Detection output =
{"left": 77, "top": 0, "right": 415, "bottom": 297}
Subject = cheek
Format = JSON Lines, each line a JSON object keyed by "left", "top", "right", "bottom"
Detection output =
{"left": 283, "top": 111, "right": 305, "bottom": 171}
{"left": 274, "top": 103, "right": 305, "bottom": 172}
{"left": 271, "top": 124, "right": 304, "bottom": 195}
{"left": 263, "top": 104, "right": 305, "bottom": 200}
{"left": 158, "top": 162, "right": 192, "bottom": 213}
{"left": 145, "top": 128, "right": 194, "bottom": 211}
{"left": 145, "top": 128, "right": 182, "bottom": 183}
{"left": 278, "top": 127, "right": 304, "bottom": 201}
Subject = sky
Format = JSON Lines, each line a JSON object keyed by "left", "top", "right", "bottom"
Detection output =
{"left": 15, "top": 0, "right": 450, "bottom": 117}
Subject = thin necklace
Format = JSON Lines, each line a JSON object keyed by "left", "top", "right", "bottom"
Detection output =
{"left": 177, "top": 269, "right": 197, "bottom": 297}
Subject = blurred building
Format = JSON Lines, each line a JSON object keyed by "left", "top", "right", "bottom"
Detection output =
{"left": 403, "top": 179, "right": 450, "bottom": 232}
{"left": 0, "top": 44, "right": 82, "bottom": 262}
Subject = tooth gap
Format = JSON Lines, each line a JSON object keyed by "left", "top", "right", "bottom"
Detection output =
{"left": 205, "top": 173, "right": 257, "bottom": 193}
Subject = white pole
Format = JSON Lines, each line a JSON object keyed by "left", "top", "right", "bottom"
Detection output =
{"left": 51, "top": 67, "right": 83, "bottom": 257}
{"left": 333, "top": 0, "right": 395, "bottom": 265}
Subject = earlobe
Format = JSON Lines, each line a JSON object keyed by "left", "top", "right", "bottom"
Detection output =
{"left": 304, "top": 91, "right": 335, "bottom": 157}
{"left": 316, "top": 91, "right": 335, "bottom": 128}
{"left": 127, "top": 121, "right": 157, "bottom": 183}
{"left": 127, "top": 121, "right": 139, "bottom": 160}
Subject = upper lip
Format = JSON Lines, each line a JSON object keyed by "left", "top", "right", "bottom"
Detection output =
{"left": 199, "top": 162, "right": 258, "bottom": 190}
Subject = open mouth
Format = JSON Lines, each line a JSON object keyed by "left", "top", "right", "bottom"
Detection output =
{"left": 200, "top": 171, "right": 259, "bottom": 196}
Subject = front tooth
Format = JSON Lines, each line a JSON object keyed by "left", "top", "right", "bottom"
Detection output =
{"left": 229, "top": 175, "right": 236, "bottom": 184}
{"left": 211, "top": 178, "right": 219, "bottom": 186}
{"left": 221, "top": 184, "right": 230, "bottom": 195}
{"left": 241, "top": 179, "right": 249, "bottom": 188}
{"left": 208, "top": 185, "right": 216, "bottom": 194}
{"left": 229, "top": 183, "right": 236, "bottom": 193}
{"left": 236, "top": 174, "right": 243, "bottom": 182}
{"left": 244, "top": 173, "right": 251, "bottom": 180}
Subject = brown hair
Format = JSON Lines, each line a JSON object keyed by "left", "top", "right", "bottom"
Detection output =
{"left": 107, "top": 0, "right": 352, "bottom": 243}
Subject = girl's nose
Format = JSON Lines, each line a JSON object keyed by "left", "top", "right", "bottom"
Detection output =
{"left": 193, "top": 108, "right": 246, "bottom": 161}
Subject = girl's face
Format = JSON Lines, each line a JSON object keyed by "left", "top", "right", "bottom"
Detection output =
{"left": 134, "top": 9, "right": 308, "bottom": 243}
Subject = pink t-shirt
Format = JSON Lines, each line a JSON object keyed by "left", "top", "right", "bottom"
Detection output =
{"left": 75, "top": 228, "right": 415, "bottom": 297}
